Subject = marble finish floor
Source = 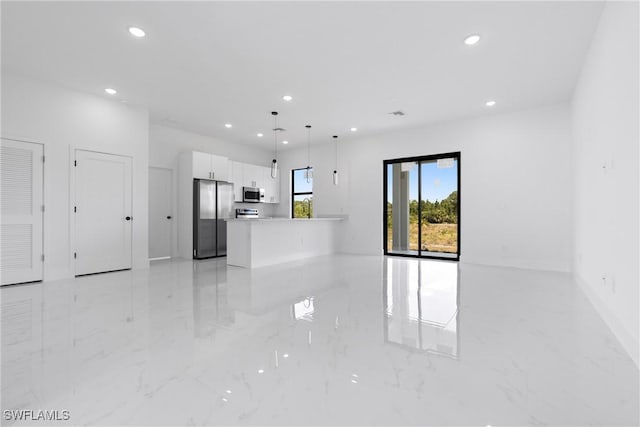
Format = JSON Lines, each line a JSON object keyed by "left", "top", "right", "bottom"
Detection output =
{"left": 1, "top": 255, "right": 638, "bottom": 426}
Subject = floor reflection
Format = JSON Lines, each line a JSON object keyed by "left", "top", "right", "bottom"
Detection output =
{"left": 383, "top": 257, "right": 459, "bottom": 358}
{"left": 192, "top": 259, "right": 234, "bottom": 339}
{"left": 1, "top": 256, "right": 637, "bottom": 426}
{"left": 1, "top": 286, "right": 42, "bottom": 413}
{"left": 292, "top": 297, "right": 314, "bottom": 322}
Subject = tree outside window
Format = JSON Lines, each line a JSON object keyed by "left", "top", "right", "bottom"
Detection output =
{"left": 292, "top": 168, "right": 313, "bottom": 219}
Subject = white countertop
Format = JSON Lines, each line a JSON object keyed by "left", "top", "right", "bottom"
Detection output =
{"left": 226, "top": 217, "right": 344, "bottom": 222}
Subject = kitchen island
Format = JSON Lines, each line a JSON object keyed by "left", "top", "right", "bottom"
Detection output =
{"left": 226, "top": 218, "right": 343, "bottom": 268}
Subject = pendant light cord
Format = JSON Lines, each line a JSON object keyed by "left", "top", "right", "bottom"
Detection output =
{"left": 334, "top": 135, "right": 338, "bottom": 170}
{"left": 272, "top": 112, "right": 278, "bottom": 158}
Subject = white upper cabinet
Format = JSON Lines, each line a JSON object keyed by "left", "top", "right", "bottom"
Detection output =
{"left": 211, "top": 154, "right": 230, "bottom": 182}
{"left": 228, "top": 161, "right": 280, "bottom": 204}
{"left": 190, "top": 151, "right": 230, "bottom": 182}
{"left": 263, "top": 168, "right": 280, "bottom": 203}
{"left": 243, "top": 163, "right": 261, "bottom": 188}
{"left": 231, "top": 161, "right": 244, "bottom": 202}
{"left": 192, "top": 152, "right": 212, "bottom": 180}
{"left": 186, "top": 153, "right": 280, "bottom": 204}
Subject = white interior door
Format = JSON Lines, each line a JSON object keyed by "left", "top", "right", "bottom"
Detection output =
{"left": 75, "top": 150, "right": 132, "bottom": 276}
{"left": 1, "top": 139, "right": 44, "bottom": 285}
{"left": 148, "top": 167, "right": 172, "bottom": 260}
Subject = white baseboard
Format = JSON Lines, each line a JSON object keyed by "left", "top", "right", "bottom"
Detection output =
{"left": 460, "top": 254, "right": 570, "bottom": 273}
{"left": 575, "top": 274, "right": 639, "bottom": 369}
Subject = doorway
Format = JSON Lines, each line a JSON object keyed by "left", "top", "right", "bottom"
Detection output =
{"left": 74, "top": 150, "right": 132, "bottom": 275}
{"left": 149, "top": 167, "right": 173, "bottom": 260}
{"left": 383, "top": 152, "right": 460, "bottom": 261}
{"left": 1, "top": 138, "right": 44, "bottom": 285}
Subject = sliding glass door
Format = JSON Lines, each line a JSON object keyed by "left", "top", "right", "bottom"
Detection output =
{"left": 384, "top": 152, "right": 460, "bottom": 260}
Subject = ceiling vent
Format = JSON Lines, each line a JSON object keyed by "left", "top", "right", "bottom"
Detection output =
{"left": 388, "top": 110, "right": 406, "bottom": 116}
{"left": 273, "top": 127, "right": 286, "bottom": 132}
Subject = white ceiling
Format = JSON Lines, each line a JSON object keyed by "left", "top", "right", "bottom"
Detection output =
{"left": 1, "top": 1, "right": 603, "bottom": 149}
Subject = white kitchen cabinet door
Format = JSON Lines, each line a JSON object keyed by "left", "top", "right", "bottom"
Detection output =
{"left": 192, "top": 152, "right": 212, "bottom": 180}
{"left": 259, "top": 166, "right": 268, "bottom": 188}
{"left": 1, "top": 139, "right": 44, "bottom": 285}
{"left": 267, "top": 175, "right": 280, "bottom": 203}
{"left": 261, "top": 165, "right": 273, "bottom": 189}
{"left": 231, "top": 161, "right": 244, "bottom": 202}
{"left": 263, "top": 167, "right": 280, "bottom": 204}
{"left": 243, "top": 164, "right": 260, "bottom": 188}
{"left": 75, "top": 150, "right": 132, "bottom": 276}
{"left": 260, "top": 166, "right": 270, "bottom": 200}
{"left": 211, "top": 155, "right": 230, "bottom": 182}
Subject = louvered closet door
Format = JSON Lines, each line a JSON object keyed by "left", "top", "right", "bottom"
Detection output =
{"left": 1, "top": 139, "right": 44, "bottom": 286}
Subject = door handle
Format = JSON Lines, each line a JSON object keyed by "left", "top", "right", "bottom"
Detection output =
{"left": 166, "top": 216, "right": 172, "bottom": 219}
{"left": 125, "top": 216, "right": 132, "bottom": 221}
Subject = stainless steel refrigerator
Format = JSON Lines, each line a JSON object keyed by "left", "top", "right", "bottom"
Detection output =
{"left": 193, "top": 179, "right": 233, "bottom": 259}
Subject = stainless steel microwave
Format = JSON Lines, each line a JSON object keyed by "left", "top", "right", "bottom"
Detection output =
{"left": 243, "top": 187, "right": 265, "bottom": 203}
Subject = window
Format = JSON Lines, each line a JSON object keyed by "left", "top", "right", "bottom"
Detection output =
{"left": 292, "top": 168, "right": 313, "bottom": 218}
{"left": 383, "top": 152, "right": 460, "bottom": 261}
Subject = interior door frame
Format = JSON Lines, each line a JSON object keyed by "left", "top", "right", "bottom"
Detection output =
{"left": 148, "top": 166, "right": 173, "bottom": 261}
{"left": 383, "top": 151, "right": 461, "bottom": 261}
{"left": 0, "top": 137, "right": 45, "bottom": 286}
{"left": 71, "top": 148, "right": 133, "bottom": 276}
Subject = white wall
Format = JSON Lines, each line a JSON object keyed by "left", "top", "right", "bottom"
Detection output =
{"left": 1, "top": 73, "right": 150, "bottom": 280}
{"left": 571, "top": 2, "right": 639, "bottom": 367}
{"left": 148, "top": 124, "right": 276, "bottom": 257}
{"left": 277, "top": 104, "right": 573, "bottom": 273}
{"left": 149, "top": 123, "right": 274, "bottom": 170}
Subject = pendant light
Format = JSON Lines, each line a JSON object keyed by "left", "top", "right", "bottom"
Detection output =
{"left": 304, "top": 124, "right": 313, "bottom": 183}
{"left": 332, "top": 135, "right": 339, "bottom": 186}
{"left": 271, "top": 111, "right": 278, "bottom": 179}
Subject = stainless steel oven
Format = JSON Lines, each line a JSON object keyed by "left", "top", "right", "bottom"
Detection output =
{"left": 236, "top": 208, "right": 259, "bottom": 219}
{"left": 242, "top": 186, "right": 265, "bottom": 203}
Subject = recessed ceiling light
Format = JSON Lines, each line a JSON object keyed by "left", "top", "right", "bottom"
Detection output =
{"left": 128, "top": 27, "right": 146, "bottom": 38}
{"left": 464, "top": 34, "right": 481, "bottom": 45}
{"left": 282, "top": 95, "right": 293, "bottom": 102}
{"left": 258, "top": 369, "right": 264, "bottom": 374}
{"left": 104, "top": 88, "right": 117, "bottom": 95}
{"left": 257, "top": 133, "right": 264, "bottom": 137}
{"left": 225, "top": 123, "right": 233, "bottom": 128}
{"left": 485, "top": 100, "right": 496, "bottom": 107}
{"left": 282, "top": 140, "right": 289, "bottom": 144}
{"left": 350, "top": 127, "right": 358, "bottom": 132}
